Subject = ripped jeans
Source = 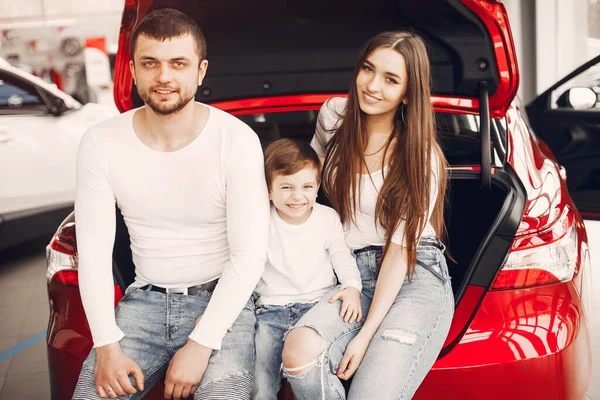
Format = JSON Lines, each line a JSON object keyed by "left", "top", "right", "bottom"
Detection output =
{"left": 72, "top": 286, "right": 256, "bottom": 400}
{"left": 253, "top": 302, "right": 315, "bottom": 399}
{"left": 283, "top": 236, "right": 454, "bottom": 400}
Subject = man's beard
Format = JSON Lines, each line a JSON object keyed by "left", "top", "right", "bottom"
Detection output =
{"left": 138, "top": 86, "right": 197, "bottom": 115}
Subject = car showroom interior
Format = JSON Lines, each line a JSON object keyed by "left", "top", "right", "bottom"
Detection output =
{"left": 1, "top": 0, "right": 599, "bottom": 399}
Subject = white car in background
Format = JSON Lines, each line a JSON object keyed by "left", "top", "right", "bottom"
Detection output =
{"left": 0, "top": 58, "right": 117, "bottom": 250}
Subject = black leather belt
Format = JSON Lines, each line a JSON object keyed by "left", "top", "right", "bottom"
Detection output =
{"left": 140, "top": 278, "right": 219, "bottom": 295}
{"left": 353, "top": 245, "right": 383, "bottom": 256}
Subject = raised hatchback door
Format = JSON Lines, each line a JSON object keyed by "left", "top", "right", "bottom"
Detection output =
{"left": 115, "top": 0, "right": 519, "bottom": 117}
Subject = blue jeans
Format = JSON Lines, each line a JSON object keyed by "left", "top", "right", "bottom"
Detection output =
{"left": 253, "top": 302, "right": 315, "bottom": 400}
{"left": 284, "top": 237, "right": 454, "bottom": 400}
{"left": 72, "top": 286, "right": 256, "bottom": 400}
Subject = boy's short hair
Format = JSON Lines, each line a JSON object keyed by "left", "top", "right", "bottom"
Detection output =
{"left": 264, "top": 139, "right": 321, "bottom": 190}
{"left": 130, "top": 8, "right": 207, "bottom": 63}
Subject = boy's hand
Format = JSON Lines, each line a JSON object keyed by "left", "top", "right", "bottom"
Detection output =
{"left": 329, "top": 287, "right": 362, "bottom": 323}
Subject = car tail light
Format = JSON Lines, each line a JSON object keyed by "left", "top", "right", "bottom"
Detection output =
{"left": 492, "top": 207, "right": 577, "bottom": 290}
{"left": 46, "top": 215, "right": 79, "bottom": 286}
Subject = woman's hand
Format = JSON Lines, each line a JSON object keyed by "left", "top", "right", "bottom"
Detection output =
{"left": 336, "top": 333, "right": 371, "bottom": 380}
{"left": 329, "top": 287, "right": 362, "bottom": 323}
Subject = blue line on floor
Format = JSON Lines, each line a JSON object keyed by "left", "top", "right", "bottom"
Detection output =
{"left": 0, "top": 329, "right": 47, "bottom": 362}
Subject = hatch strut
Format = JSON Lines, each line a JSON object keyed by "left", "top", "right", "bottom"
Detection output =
{"left": 479, "top": 82, "right": 491, "bottom": 191}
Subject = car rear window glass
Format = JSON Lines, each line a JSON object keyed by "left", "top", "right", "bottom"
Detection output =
{"left": 237, "top": 110, "right": 506, "bottom": 166}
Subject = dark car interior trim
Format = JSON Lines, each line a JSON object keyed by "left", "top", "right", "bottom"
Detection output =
{"left": 445, "top": 168, "right": 524, "bottom": 300}
{"left": 438, "top": 165, "right": 526, "bottom": 354}
{"left": 479, "top": 81, "right": 491, "bottom": 190}
{"left": 112, "top": 207, "right": 136, "bottom": 291}
{"left": 526, "top": 55, "right": 600, "bottom": 219}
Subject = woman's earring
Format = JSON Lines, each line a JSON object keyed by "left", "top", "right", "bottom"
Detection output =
{"left": 401, "top": 105, "right": 406, "bottom": 124}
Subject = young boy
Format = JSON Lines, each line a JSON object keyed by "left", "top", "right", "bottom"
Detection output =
{"left": 253, "top": 138, "right": 363, "bottom": 400}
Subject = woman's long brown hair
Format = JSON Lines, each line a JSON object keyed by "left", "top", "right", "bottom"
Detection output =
{"left": 322, "top": 31, "right": 448, "bottom": 278}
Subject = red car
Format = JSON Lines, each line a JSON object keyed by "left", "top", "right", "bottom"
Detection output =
{"left": 46, "top": 0, "right": 597, "bottom": 398}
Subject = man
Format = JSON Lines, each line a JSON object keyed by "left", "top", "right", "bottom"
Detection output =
{"left": 72, "top": 8, "right": 269, "bottom": 400}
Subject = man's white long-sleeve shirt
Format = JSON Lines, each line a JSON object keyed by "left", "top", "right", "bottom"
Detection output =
{"left": 75, "top": 103, "right": 269, "bottom": 350}
{"left": 254, "top": 203, "right": 362, "bottom": 306}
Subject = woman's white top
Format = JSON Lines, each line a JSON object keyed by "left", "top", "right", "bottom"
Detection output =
{"left": 310, "top": 97, "right": 439, "bottom": 249}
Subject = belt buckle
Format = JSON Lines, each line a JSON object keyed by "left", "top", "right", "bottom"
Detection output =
{"left": 166, "top": 287, "right": 188, "bottom": 295}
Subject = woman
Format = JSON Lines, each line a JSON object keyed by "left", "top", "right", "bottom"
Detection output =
{"left": 280, "top": 31, "right": 454, "bottom": 399}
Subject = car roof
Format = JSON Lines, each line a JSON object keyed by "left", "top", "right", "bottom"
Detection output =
{"left": 114, "top": 0, "right": 519, "bottom": 117}
{"left": 0, "top": 57, "right": 81, "bottom": 109}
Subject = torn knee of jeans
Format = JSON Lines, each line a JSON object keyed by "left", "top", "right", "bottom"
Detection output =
{"left": 382, "top": 329, "right": 418, "bottom": 345}
{"left": 282, "top": 325, "right": 327, "bottom": 377}
{"left": 282, "top": 347, "right": 327, "bottom": 379}
{"left": 281, "top": 346, "right": 325, "bottom": 377}
{"left": 282, "top": 356, "right": 321, "bottom": 379}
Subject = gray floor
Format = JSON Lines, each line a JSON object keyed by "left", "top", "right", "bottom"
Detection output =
{"left": 0, "top": 244, "right": 51, "bottom": 400}
{"left": 0, "top": 223, "right": 599, "bottom": 400}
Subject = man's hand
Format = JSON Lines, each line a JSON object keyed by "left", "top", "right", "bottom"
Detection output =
{"left": 94, "top": 342, "right": 144, "bottom": 399}
{"left": 164, "top": 340, "right": 213, "bottom": 399}
{"left": 336, "top": 333, "right": 371, "bottom": 380}
{"left": 329, "top": 287, "right": 362, "bottom": 323}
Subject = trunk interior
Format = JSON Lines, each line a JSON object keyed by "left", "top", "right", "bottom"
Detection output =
{"left": 111, "top": 110, "right": 520, "bottom": 306}
{"left": 111, "top": 173, "right": 513, "bottom": 304}
{"left": 444, "top": 176, "right": 512, "bottom": 298}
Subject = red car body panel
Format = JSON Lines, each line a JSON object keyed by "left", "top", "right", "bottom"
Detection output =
{"left": 47, "top": 0, "right": 592, "bottom": 398}
{"left": 210, "top": 94, "right": 487, "bottom": 117}
{"left": 417, "top": 282, "right": 591, "bottom": 400}
{"left": 506, "top": 105, "right": 572, "bottom": 236}
{"left": 459, "top": 0, "right": 520, "bottom": 117}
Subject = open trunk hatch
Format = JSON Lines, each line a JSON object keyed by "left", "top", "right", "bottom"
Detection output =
{"left": 115, "top": 0, "right": 518, "bottom": 117}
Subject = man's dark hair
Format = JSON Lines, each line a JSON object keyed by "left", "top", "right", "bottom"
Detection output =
{"left": 129, "top": 8, "right": 206, "bottom": 63}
